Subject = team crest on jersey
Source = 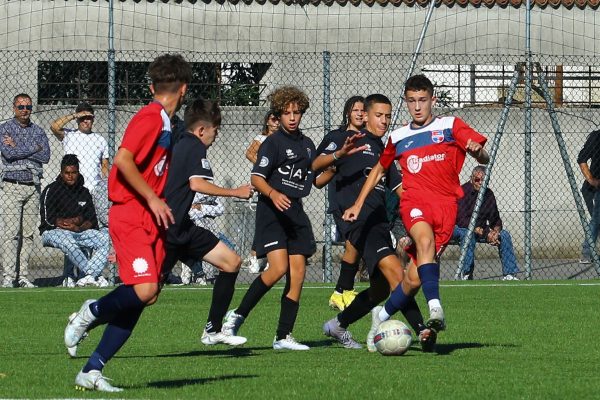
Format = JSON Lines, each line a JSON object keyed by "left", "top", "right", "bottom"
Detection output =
{"left": 78, "top": 201, "right": 86, "bottom": 207}
{"left": 406, "top": 155, "right": 422, "bottom": 173}
{"left": 154, "top": 154, "right": 168, "bottom": 176}
{"left": 431, "top": 130, "right": 445, "bottom": 144}
{"left": 259, "top": 156, "right": 269, "bottom": 167}
{"left": 201, "top": 158, "right": 211, "bottom": 170}
{"left": 286, "top": 149, "right": 296, "bottom": 159}
{"left": 325, "top": 142, "right": 337, "bottom": 151}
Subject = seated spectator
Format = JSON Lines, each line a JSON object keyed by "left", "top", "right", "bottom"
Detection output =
{"left": 39, "top": 154, "right": 110, "bottom": 287}
{"left": 180, "top": 191, "right": 238, "bottom": 285}
{"left": 451, "top": 165, "right": 520, "bottom": 280}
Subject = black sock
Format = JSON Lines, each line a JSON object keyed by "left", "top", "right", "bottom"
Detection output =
{"left": 335, "top": 261, "right": 359, "bottom": 293}
{"left": 337, "top": 289, "right": 375, "bottom": 328}
{"left": 276, "top": 296, "right": 299, "bottom": 340}
{"left": 235, "top": 276, "right": 271, "bottom": 318}
{"left": 92, "top": 284, "right": 145, "bottom": 321}
{"left": 205, "top": 271, "right": 239, "bottom": 333}
{"left": 399, "top": 296, "right": 424, "bottom": 334}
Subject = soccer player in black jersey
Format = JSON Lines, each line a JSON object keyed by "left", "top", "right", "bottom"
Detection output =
{"left": 162, "top": 98, "right": 253, "bottom": 346}
{"left": 320, "top": 94, "right": 436, "bottom": 351}
{"left": 314, "top": 96, "right": 366, "bottom": 311}
{"left": 222, "top": 86, "right": 318, "bottom": 350}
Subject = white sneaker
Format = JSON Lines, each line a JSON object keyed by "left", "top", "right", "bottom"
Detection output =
{"left": 75, "top": 370, "right": 123, "bottom": 392}
{"left": 201, "top": 330, "right": 247, "bottom": 346}
{"left": 63, "top": 277, "right": 76, "bottom": 288}
{"left": 502, "top": 274, "right": 519, "bottom": 281}
{"left": 18, "top": 277, "right": 36, "bottom": 288}
{"left": 366, "top": 306, "right": 383, "bottom": 353}
{"left": 426, "top": 306, "right": 446, "bottom": 331}
{"left": 65, "top": 299, "right": 97, "bottom": 348}
{"left": 2, "top": 278, "right": 14, "bottom": 288}
{"left": 96, "top": 276, "right": 110, "bottom": 288}
{"left": 180, "top": 264, "right": 192, "bottom": 284}
{"left": 272, "top": 334, "right": 310, "bottom": 350}
{"left": 194, "top": 277, "right": 208, "bottom": 286}
{"left": 247, "top": 256, "right": 261, "bottom": 274}
{"left": 222, "top": 310, "right": 245, "bottom": 336}
{"left": 76, "top": 275, "right": 98, "bottom": 287}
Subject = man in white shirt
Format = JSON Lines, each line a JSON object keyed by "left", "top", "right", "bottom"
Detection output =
{"left": 50, "top": 102, "right": 109, "bottom": 193}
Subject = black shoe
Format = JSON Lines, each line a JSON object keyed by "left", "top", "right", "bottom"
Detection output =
{"left": 419, "top": 327, "right": 438, "bottom": 353}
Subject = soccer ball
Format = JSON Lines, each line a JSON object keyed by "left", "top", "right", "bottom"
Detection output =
{"left": 373, "top": 319, "right": 413, "bottom": 356}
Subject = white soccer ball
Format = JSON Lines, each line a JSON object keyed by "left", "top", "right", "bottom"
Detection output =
{"left": 374, "top": 319, "right": 413, "bottom": 356}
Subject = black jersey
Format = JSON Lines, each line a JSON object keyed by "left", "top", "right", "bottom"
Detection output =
{"left": 316, "top": 128, "right": 347, "bottom": 213}
{"left": 323, "top": 129, "right": 401, "bottom": 215}
{"left": 252, "top": 128, "right": 316, "bottom": 199}
{"left": 164, "top": 132, "right": 214, "bottom": 244}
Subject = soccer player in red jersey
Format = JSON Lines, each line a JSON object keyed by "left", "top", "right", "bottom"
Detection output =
{"left": 63, "top": 54, "right": 192, "bottom": 392}
{"left": 343, "top": 75, "right": 489, "bottom": 342}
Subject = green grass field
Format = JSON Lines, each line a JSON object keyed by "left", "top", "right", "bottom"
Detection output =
{"left": 1, "top": 281, "right": 599, "bottom": 399}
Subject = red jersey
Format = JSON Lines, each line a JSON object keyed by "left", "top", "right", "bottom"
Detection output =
{"left": 108, "top": 102, "right": 172, "bottom": 205}
{"left": 380, "top": 116, "right": 487, "bottom": 201}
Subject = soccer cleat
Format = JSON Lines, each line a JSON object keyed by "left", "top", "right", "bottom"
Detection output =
{"left": 66, "top": 312, "right": 90, "bottom": 358}
{"left": 75, "top": 370, "right": 123, "bottom": 392}
{"left": 96, "top": 276, "right": 110, "bottom": 288}
{"left": 222, "top": 310, "right": 245, "bottom": 336}
{"left": 502, "top": 274, "right": 519, "bottom": 281}
{"left": 328, "top": 291, "right": 345, "bottom": 311}
{"left": 201, "top": 330, "right": 247, "bottom": 346}
{"left": 579, "top": 257, "right": 592, "bottom": 264}
{"left": 322, "top": 318, "right": 362, "bottom": 349}
{"left": 272, "top": 334, "right": 310, "bottom": 350}
{"left": 366, "top": 306, "right": 383, "bottom": 353}
{"left": 18, "top": 277, "right": 36, "bottom": 288}
{"left": 76, "top": 275, "right": 98, "bottom": 287}
{"left": 341, "top": 290, "right": 358, "bottom": 308}
{"left": 65, "top": 299, "right": 97, "bottom": 348}
{"left": 426, "top": 306, "right": 446, "bottom": 332}
{"left": 418, "top": 327, "right": 438, "bottom": 353}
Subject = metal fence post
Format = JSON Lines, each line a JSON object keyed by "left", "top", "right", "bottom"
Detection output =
{"left": 107, "top": 0, "right": 116, "bottom": 163}
{"left": 322, "top": 50, "right": 333, "bottom": 283}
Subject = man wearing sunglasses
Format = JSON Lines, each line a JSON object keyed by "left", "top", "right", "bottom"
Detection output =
{"left": 50, "top": 102, "right": 109, "bottom": 193}
{"left": 0, "top": 93, "right": 51, "bottom": 288}
{"left": 451, "top": 165, "right": 520, "bottom": 280}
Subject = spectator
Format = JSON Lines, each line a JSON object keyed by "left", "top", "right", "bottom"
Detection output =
{"left": 50, "top": 102, "right": 109, "bottom": 193}
{"left": 180, "top": 192, "right": 235, "bottom": 285}
{"left": 40, "top": 154, "right": 110, "bottom": 287}
{"left": 0, "top": 93, "right": 51, "bottom": 288}
{"left": 451, "top": 165, "right": 520, "bottom": 280}
{"left": 577, "top": 129, "right": 600, "bottom": 264}
{"left": 242, "top": 110, "right": 279, "bottom": 273}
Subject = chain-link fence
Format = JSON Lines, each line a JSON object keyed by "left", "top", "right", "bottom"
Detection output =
{"left": 0, "top": 48, "right": 598, "bottom": 287}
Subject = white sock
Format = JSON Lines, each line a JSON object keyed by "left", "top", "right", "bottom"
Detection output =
{"left": 378, "top": 307, "right": 391, "bottom": 322}
{"left": 428, "top": 299, "right": 441, "bottom": 310}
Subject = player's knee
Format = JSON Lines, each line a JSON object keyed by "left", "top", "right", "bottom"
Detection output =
{"left": 135, "top": 283, "right": 160, "bottom": 304}
{"left": 220, "top": 253, "right": 242, "bottom": 273}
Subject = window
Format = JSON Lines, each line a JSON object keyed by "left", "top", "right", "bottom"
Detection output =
{"left": 37, "top": 61, "right": 271, "bottom": 106}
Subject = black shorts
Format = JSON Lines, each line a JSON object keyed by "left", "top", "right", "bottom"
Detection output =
{"left": 254, "top": 196, "right": 316, "bottom": 258}
{"left": 162, "top": 226, "right": 220, "bottom": 275}
{"left": 346, "top": 207, "right": 395, "bottom": 274}
{"left": 331, "top": 210, "right": 351, "bottom": 240}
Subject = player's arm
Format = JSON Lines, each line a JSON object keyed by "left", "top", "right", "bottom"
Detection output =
{"left": 314, "top": 166, "right": 336, "bottom": 189}
{"left": 251, "top": 174, "right": 290, "bottom": 212}
{"left": 245, "top": 140, "right": 261, "bottom": 164}
{"left": 113, "top": 147, "right": 174, "bottom": 228}
{"left": 311, "top": 132, "right": 367, "bottom": 172}
{"left": 343, "top": 161, "right": 387, "bottom": 221}
{"left": 189, "top": 177, "right": 253, "bottom": 199}
{"left": 466, "top": 139, "right": 489, "bottom": 164}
